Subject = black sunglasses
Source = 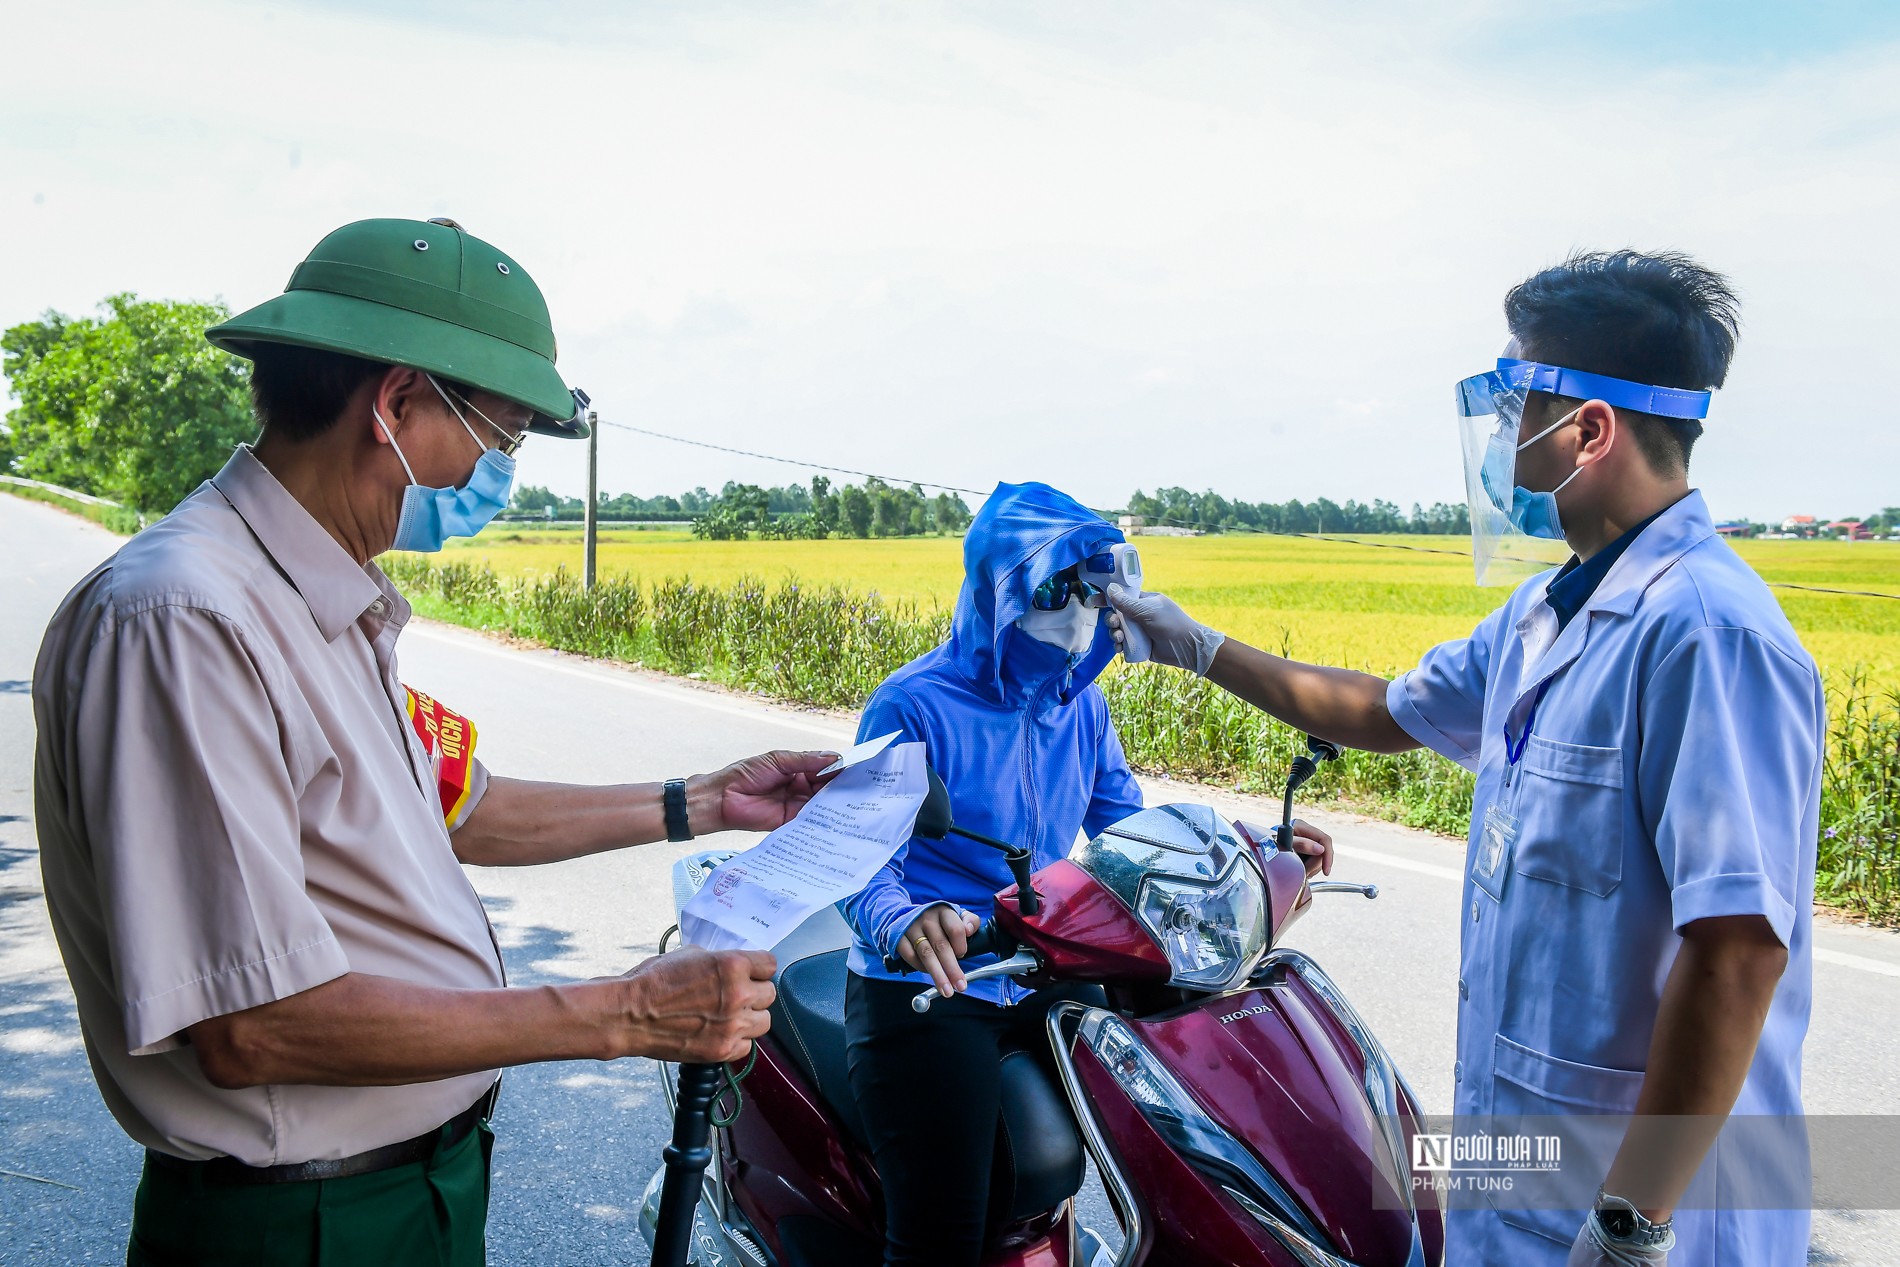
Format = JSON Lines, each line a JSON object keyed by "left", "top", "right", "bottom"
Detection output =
{"left": 1030, "top": 567, "right": 1104, "bottom": 611}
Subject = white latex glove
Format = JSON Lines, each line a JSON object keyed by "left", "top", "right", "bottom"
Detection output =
{"left": 1104, "top": 585, "right": 1226, "bottom": 676}
{"left": 1566, "top": 1213, "right": 1671, "bottom": 1266}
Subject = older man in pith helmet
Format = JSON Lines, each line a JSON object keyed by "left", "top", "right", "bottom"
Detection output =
{"left": 33, "top": 217, "right": 834, "bottom": 1265}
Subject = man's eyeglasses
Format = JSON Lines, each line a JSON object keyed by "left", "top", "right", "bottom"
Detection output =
{"left": 431, "top": 376, "right": 529, "bottom": 457}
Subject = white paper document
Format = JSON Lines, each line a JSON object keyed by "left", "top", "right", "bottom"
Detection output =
{"left": 679, "top": 740, "right": 926, "bottom": 952}
{"left": 816, "top": 729, "right": 902, "bottom": 776}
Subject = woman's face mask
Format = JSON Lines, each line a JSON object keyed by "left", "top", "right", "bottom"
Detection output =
{"left": 376, "top": 376, "right": 518, "bottom": 553}
{"left": 1016, "top": 596, "right": 1101, "bottom": 655}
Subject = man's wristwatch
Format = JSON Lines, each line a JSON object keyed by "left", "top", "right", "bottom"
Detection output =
{"left": 1593, "top": 1189, "right": 1675, "bottom": 1252}
{"left": 663, "top": 778, "right": 694, "bottom": 843}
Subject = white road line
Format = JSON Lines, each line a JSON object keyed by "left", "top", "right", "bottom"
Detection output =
{"left": 408, "top": 622, "right": 853, "bottom": 743}
{"left": 1332, "top": 843, "right": 1465, "bottom": 883}
{"left": 413, "top": 621, "right": 1900, "bottom": 981}
{"left": 1815, "top": 948, "right": 1900, "bottom": 979}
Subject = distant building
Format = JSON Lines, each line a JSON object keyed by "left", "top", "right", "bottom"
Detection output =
{"left": 1119, "top": 514, "right": 1147, "bottom": 533}
{"left": 1714, "top": 521, "right": 1756, "bottom": 538}
{"left": 1827, "top": 520, "right": 1873, "bottom": 541}
{"left": 1780, "top": 514, "right": 1816, "bottom": 536}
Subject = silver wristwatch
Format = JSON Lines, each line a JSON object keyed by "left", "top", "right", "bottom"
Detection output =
{"left": 1593, "top": 1188, "right": 1676, "bottom": 1252}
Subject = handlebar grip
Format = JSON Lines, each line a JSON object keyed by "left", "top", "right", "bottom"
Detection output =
{"left": 963, "top": 922, "right": 999, "bottom": 959}
{"left": 882, "top": 919, "right": 1007, "bottom": 973}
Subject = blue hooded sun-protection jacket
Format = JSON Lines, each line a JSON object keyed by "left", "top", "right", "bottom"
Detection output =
{"left": 839, "top": 481, "right": 1145, "bottom": 1005}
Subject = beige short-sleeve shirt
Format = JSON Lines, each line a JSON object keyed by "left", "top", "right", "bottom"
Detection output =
{"left": 33, "top": 447, "right": 504, "bottom": 1165}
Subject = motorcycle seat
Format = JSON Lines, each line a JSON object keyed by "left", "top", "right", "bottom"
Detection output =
{"left": 770, "top": 948, "right": 1086, "bottom": 1222}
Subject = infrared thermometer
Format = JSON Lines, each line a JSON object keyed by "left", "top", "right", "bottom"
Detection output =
{"left": 1079, "top": 544, "right": 1151, "bottom": 663}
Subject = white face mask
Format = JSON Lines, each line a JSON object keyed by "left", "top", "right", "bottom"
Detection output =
{"left": 1016, "top": 598, "right": 1101, "bottom": 655}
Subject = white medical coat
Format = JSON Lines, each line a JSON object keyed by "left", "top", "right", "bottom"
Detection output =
{"left": 1386, "top": 492, "right": 1821, "bottom": 1266}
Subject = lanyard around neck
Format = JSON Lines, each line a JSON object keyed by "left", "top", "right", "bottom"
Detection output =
{"left": 1504, "top": 680, "right": 1553, "bottom": 768}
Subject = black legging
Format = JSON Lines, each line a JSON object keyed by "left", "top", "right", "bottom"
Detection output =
{"left": 843, "top": 974, "right": 1085, "bottom": 1267}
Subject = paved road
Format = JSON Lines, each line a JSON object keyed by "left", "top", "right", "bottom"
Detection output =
{"left": 2, "top": 491, "right": 1897, "bottom": 1264}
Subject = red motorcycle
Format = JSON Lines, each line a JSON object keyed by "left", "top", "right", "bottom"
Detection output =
{"left": 641, "top": 740, "right": 1444, "bottom": 1267}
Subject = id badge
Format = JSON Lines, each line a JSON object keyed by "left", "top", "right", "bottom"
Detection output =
{"left": 1473, "top": 801, "right": 1518, "bottom": 902}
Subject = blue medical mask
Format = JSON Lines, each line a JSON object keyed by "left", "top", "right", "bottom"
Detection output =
{"left": 1479, "top": 406, "right": 1583, "bottom": 542}
{"left": 378, "top": 379, "right": 517, "bottom": 553}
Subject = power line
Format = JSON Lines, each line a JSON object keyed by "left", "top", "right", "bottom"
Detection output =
{"left": 1762, "top": 581, "right": 1900, "bottom": 601}
{"left": 596, "top": 420, "right": 993, "bottom": 499}
{"left": 597, "top": 417, "right": 1434, "bottom": 541}
{"left": 597, "top": 417, "right": 1900, "bottom": 601}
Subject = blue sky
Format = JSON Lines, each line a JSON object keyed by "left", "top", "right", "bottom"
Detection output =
{"left": 3, "top": 1, "right": 1896, "bottom": 521}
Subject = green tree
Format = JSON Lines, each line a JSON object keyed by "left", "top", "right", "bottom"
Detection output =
{"left": 512, "top": 484, "right": 562, "bottom": 512}
{"left": 2, "top": 294, "right": 253, "bottom": 515}
{"left": 810, "top": 476, "right": 839, "bottom": 535}
{"left": 692, "top": 507, "right": 749, "bottom": 540}
{"left": 839, "top": 484, "right": 873, "bottom": 538}
{"left": 932, "top": 491, "right": 972, "bottom": 535}
{"left": 723, "top": 483, "right": 772, "bottom": 530}
{"left": 868, "top": 478, "right": 905, "bottom": 537}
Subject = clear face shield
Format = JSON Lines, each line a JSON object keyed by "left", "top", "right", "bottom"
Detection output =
{"left": 1456, "top": 366, "right": 1567, "bottom": 586}
{"left": 1454, "top": 358, "right": 1712, "bottom": 585}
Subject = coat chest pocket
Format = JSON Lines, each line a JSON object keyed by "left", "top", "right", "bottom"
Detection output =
{"left": 1511, "top": 735, "right": 1625, "bottom": 898}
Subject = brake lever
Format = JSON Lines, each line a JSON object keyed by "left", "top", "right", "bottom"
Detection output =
{"left": 1308, "top": 880, "right": 1379, "bottom": 899}
{"left": 910, "top": 950, "right": 1041, "bottom": 1013}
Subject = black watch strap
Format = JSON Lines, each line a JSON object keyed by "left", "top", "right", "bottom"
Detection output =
{"left": 663, "top": 779, "right": 693, "bottom": 842}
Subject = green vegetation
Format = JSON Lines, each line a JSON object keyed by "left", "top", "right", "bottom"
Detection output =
{"left": 2, "top": 295, "right": 253, "bottom": 516}
{"left": 0, "top": 479, "right": 145, "bottom": 534}
{"left": 508, "top": 475, "right": 975, "bottom": 540}
{"left": 1821, "top": 671, "right": 1900, "bottom": 923}
{"left": 2, "top": 292, "right": 1887, "bottom": 916}
{"left": 385, "top": 556, "right": 1900, "bottom": 923}
{"left": 384, "top": 559, "right": 949, "bottom": 710}
{"left": 1127, "top": 486, "right": 1471, "bottom": 536}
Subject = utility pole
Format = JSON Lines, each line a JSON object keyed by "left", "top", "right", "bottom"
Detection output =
{"left": 584, "top": 408, "right": 599, "bottom": 590}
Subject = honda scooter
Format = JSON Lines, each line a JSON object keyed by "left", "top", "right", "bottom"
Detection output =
{"left": 640, "top": 740, "right": 1445, "bottom": 1266}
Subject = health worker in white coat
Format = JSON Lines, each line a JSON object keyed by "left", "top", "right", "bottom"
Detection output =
{"left": 1108, "top": 250, "right": 1821, "bottom": 1267}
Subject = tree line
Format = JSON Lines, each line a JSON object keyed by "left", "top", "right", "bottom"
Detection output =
{"left": 29, "top": 294, "right": 1880, "bottom": 542}
{"left": 513, "top": 477, "right": 976, "bottom": 540}
{"left": 1125, "top": 487, "right": 1472, "bottom": 537}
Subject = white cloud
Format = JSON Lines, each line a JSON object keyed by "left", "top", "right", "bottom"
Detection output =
{"left": 1, "top": 1, "right": 1895, "bottom": 519}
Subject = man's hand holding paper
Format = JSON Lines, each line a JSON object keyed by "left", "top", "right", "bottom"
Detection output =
{"left": 680, "top": 738, "right": 926, "bottom": 953}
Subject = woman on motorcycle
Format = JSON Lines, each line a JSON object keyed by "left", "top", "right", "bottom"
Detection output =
{"left": 839, "top": 481, "right": 1140, "bottom": 1266}
{"left": 841, "top": 482, "right": 1334, "bottom": 1266}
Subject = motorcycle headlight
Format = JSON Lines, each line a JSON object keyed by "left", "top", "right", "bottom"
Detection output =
{"left": 1134, "top": 855, "right": 1268, "bottom": 990}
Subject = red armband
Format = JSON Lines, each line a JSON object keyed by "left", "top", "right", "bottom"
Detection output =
{"left": 403, "top": 685, "right": 480, "bottom": 828}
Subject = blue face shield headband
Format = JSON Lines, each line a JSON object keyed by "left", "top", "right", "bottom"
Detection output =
{"left": 1455, "top": 359, "right": 1712, "bottom": 427}
{"left": 1454, "top": 359, "right": 1711, "bottom": 582}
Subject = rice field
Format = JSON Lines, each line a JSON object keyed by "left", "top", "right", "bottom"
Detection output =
{"left": 432, "top": 528, "right": 1900, "bottom": 684}
{"left": 389, "top": 529, "right": 1900, "bottom": 921}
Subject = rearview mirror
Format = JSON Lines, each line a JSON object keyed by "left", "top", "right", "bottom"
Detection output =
{"left": 908, "top": 766, "right": 1039, "bottom": 917}
{"left": 914, "top": 767, "right": 953, "bottom": 841}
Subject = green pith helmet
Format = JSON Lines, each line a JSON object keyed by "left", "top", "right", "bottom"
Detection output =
{"left": 206, "top": 217, "right": 589, "bottom": 438}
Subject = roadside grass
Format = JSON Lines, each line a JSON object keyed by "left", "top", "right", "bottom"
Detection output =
{"left": 432, "top": 532, "right": 1900, "bottom": 688}
{"left": 0, "top": 481, "right": 144, "bottom": 534}
{"left": 386, "top": 557, "right": 1900, "bottom": 924}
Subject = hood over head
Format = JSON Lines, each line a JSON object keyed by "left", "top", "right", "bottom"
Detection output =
{"left": 950, "top": 481, "right": 1125, "bottom": 704}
